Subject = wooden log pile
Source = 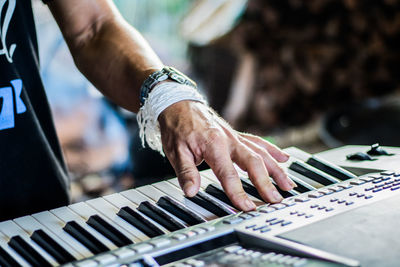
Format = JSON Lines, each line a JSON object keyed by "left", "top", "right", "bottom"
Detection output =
{"left": 190, "top": 0, "right": 400, "bottom": 132}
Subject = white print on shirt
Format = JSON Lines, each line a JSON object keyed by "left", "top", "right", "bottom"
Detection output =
{"left": 0, "top": 79, "right": 26, "bottom": 130}
{"left": 0, "top": 0, "right": 16, "bottom": 63}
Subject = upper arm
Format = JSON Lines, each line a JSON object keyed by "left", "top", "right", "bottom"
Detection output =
{"left": 46, "top": 0, "right": 119, "bottom": 48}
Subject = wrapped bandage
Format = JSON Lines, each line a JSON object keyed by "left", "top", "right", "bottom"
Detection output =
{"left": 137, "top": 81, "right": 207, "bottom": 155}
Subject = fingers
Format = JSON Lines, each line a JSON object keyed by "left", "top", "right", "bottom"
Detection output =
{"left": 231, "top": 143, "right": 284, "bottom": 203}
{"left": 169, "top": 147, "right": 201, "bottom": 197}
{"left": 240, "top": 133, "right": 290, "bottom": 163}
{"left": 203, "top": 133, "right": 256, "bottom": 211}
{"left": 238, "top": 136, "right": 296, "bottom": 191}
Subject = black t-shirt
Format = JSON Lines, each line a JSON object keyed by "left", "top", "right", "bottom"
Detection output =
{"left": 0, "top": 0, "right": 70, "bottom": 220}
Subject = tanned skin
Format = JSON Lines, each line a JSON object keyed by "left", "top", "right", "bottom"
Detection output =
{"left": 47, "top": 0, "right": 295, "bottom": 211}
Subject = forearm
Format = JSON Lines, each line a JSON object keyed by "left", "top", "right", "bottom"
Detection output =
{"left": 49, "top": 1, "right": 163, "bottom": 112}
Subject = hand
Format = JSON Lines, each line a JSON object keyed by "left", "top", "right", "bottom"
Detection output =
{"left": 158, "top": 101, "right": 295, "bottom": 211}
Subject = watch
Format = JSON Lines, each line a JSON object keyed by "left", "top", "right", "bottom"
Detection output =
{"left": 140, "top": 66, "right": 197, "bottom": 105}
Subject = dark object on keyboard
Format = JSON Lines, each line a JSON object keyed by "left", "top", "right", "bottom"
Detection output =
{"left": 320, "top": 97, "right": 400, "bottom": 147}
{"left": 346, "top": 152, "right": 375, "bottom": 161}
{"left": 367, "top": 143, "right": 394, "bottom": 156}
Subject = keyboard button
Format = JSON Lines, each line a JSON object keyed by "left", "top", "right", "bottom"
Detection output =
{"left": 365, "top": 195, "right": 373, "bottom": 199}
{"left": 350, "top": 180, "right": 365, "bottom": 185}
{"left": 223, "top": 217, "right": 243, "bottom": 225}
{"left": 325, "top": 208, "right": 334, "bottom": 212}
{"left": 270, "top": 203, "right": 287, "bottom": 210}
{"left": 132, "top": 243, "right": 154, "bottom": 254}
{"left": 308, "top": 192, "right": 324, "bottom": 198}
{"left": 372, "top": 188, "right": 383, "bottom": 193}
{"left": 171, "top": 234, "right": 187, "bottom": 241}
{"left": 269, "top": 219, "right": 284, "bottom": 225}
{"left": 357, "top": 193, "right": 365, "bottom": 198}
{"left": 346, "top": 201, "right": 354, "bottom": 206}
{"left": 95, "top": 254, "right": 117, "bottom": 265}
{"left": 281, "top": 221, "right": 292, "bottom": 226}
{"left": 113, "top": 247, "right": 136, "bottom": 259}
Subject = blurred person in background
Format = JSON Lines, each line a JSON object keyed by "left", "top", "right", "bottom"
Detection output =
{"left": 0, "top": 0, "right": 296, "bottom": 220}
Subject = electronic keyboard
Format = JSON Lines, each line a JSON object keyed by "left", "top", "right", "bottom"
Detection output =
{"left": 0, "top": 145, "right": 399, "bottom": 267}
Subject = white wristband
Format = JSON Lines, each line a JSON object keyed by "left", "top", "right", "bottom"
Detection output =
{"left": 137, "top": 81, "right": 207, "bottom": 155}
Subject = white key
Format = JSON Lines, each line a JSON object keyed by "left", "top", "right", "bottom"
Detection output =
{"left": 50, "top": 207, "right": 117, "bottom": 251}
{"left": 101, "top": 194, "right": 168, "bottom": 233}
{"left": 85, "top": 197, "right": 148, "bottom": 241}
{"left": 32, "top": 211, "right": 93, "bottom": 258}
{"left": 149, "top": 182, "right": 217, "bottom": 221}
{"left": 14, "top": 215, "right": 84, "bottom": 260}
{"left": 0, "top": 220, "right": 58, "bottom": 266}
{"left": 68, "top": 202, "right": 140, "bottom": 243}
{"left": 0, "top": 230, "right": 30, "bottom": 266}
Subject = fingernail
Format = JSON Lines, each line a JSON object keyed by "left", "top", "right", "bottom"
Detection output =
{"left": 245, "top": 198, "right": 256, "bottom": 210}
{"left": 183, "top": 181, "right": 196, "bottom": 196}
{"left": 272, "top": 190, "right": 283, "bottom": 202}
{"left": 288, "top": 178, "right": 297, "bottom": 189}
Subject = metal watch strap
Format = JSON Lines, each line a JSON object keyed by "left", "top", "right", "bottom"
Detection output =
{"left": 139, "top": 66, "right": 197, "bottom": 105}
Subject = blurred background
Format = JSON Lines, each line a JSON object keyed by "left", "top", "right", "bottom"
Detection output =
{"left": 33, "top": 0, "right": 400, "bottom": 203}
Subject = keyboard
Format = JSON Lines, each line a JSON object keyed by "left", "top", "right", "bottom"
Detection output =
{"left": 0, "top": 145, "right": 399, "bottom": 267}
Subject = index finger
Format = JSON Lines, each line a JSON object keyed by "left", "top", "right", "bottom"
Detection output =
{"left": 203, "top": 137, "right": 256, "bottom": 211}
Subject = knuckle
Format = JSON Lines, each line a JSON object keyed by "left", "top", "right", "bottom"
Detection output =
{"left": 248, "top": 153, "right": 263, "bottom": 165}
{"left": 206, "top": 129, "right": 225, "bottom": 145}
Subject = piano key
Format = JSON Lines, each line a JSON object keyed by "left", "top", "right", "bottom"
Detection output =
{"left": 0, "top": 221, "right": 57, "bottom": 266}
{"left": 0, "top": 245, "right": 23, "bottom": 267}
{"left": 306, "top": 155, "right": 357, "bottom": 181}
{"left": 153, "top": 181, "right": 217, "bottom": 220}
{"left": 287, "top": 173, "right": 316, "bottom": 193}
{"left": 138, "top": 201, "right": 186, "bottom": 231}
{"left": 119, "top": 187, "right": 189, "bottom": 227}
{"left": 117, "top": 206, "right": 166, "bottom": 238}
{"left": 69, "top": 202, "right": 138, "bottom": 244}
{"left": 14, "top": 215, "right": 83, "bottom": 261}
{"left": 8, "top": 236, "right": 54, "bottom": 267}
{"left": 86, "top": 215, "right": 133, "bottom": 248}
{"left": 0, "top": 231, "right": 29, "bottom": 267}
{"left": 63, "top": 221, "right": 109, "bottom": 255}
{"left": 157, "top": 196, "right": 207, "bottom": 226}
{"left": 101, "top": 193, "right": 170, "bottom": 236}
{"left": 187, "top": 191, "right": 236, "bottom": 217}
{"left": 31, "top": 229, "right": 76, "bottom": 265}
{"left": 289, "top": 161, "right": 340, "bottom": 186}
{"left": 204, "top": 184, "right": 235, "bottom": 207}
{"left": 51, "top": 207, "right": 117, "bottom": 252}
{"left": 32, "top": 211, "right": 93, "bottom": 258}
{"left": 85, "top": 197, "right": 148, "bottom": 242}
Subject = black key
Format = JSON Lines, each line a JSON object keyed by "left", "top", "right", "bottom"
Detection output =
{"left": 157, "top": 196, "right": 206, "bottom": 226}
{"left": 241, "top": 178, "right": 295, "bottom": 200}
{"left": 117, "top": 206, "right": 166, "bottom": 238}
{"left": 63, "top": 221, "right": 109, "bottom": 255}
{"left": 205, "top": 184, "right": 235, "bottom": 207}
{"left": 0, "top": 246, "right": 22, "bottom": 267}
{"left": 86, "top": 215, "right": 133, "bottom": 247}
{"left": 31, "top": 229, "right": 76, "bottom": 264}
{"left": 240, "top": 178, "right": 263, "bottom": 200}
{"left": 270, "top": 180, "right": 296, "bottom": 198}
{"left": 306, "top": 156, "right": 357, "bottom": 181}
{"left": 288, "top": 173, "right": 316, "bottom": 193}
{"left": 289, "top": 161, "right": 338, "bottom": 186}
{"left": 8, "top": 236, "right": 52, "bottom": 267}
{"left": 138, "top": 201, "right": 186, "bottom": 231}
{"left": 187, "top": 191, "right": 236, "bottom": 217}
